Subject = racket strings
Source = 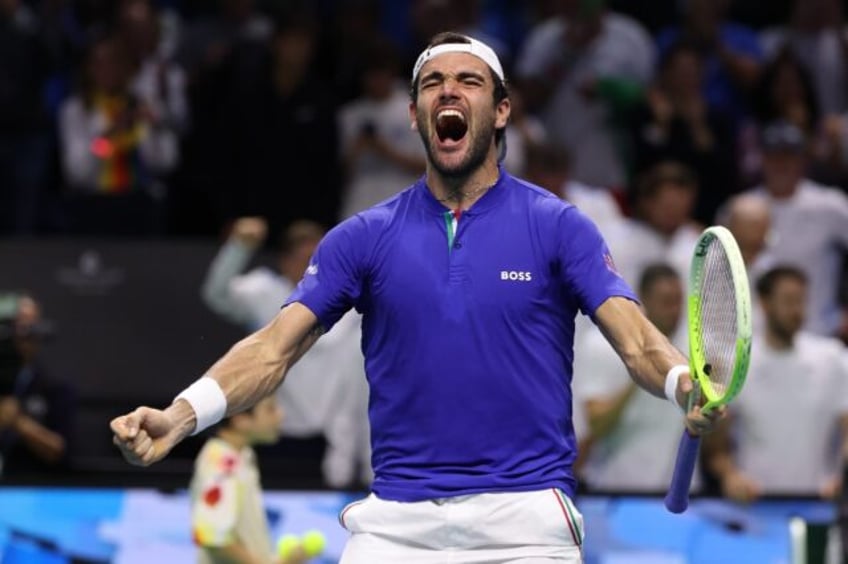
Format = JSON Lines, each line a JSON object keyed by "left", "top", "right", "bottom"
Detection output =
{"left": 698, "top": 241, "right": 739, "bottom": 398}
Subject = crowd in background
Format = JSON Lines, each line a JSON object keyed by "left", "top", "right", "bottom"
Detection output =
{"left": 1, "top": 0, "right": 848, "bottom": 505}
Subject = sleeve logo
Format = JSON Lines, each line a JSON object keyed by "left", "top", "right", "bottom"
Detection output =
{"left": 603, "top": 253, "right": 619, "bottom": 276}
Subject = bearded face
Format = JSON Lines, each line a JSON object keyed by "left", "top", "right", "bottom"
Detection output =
{"left": 410, "top": 52, "right": 509, "bottom": 180}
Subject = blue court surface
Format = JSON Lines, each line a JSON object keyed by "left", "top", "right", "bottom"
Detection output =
{"left": 0, "top": 488, "right": 835, "bottom": 563}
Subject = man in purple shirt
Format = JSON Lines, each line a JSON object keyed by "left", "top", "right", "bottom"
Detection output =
{"left": 112, "top": 32, "right": 719, "bottom": 563}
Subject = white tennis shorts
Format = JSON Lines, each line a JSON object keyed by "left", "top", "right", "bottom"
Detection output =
{"left": 338, "top": 488, "right": 584, "bottom": 563}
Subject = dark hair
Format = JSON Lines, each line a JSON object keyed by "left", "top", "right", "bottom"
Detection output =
{"left": 638, "top": 263, "right": 680, "bottom": 297}
{"left": 409, "top": 32, "right": 509, "bottom": 149}
{"left": 279, "top": 219, "right": 325, "bottom": 256}
{"left": 657, "top": 40, "right": 703, "bottom": 75}
{"left": 79, "top": 31, "right": 134, "bottom": 108}
{"left": 633, "top": 161, "right": 698, "bottom": 202}
{"left": 753, "top": 47, "right": 819, "bottom": 130}
{"left": 755, "top": 265, "right": 807, "bottom": 298}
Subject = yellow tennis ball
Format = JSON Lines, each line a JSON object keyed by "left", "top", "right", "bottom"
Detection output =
{"left": 301, "top": 529, "right": 326, "bottom": 557}
{"left": 276, "top": 534, "right": 300, "bottom": 559}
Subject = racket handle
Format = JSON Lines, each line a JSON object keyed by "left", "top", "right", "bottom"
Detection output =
{"left": 664, "top": 430, "right": 701, "bottom": 514}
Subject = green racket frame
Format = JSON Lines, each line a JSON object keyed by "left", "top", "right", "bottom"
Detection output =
{"left": 687, "top": 225, "right": 753, "bottom": 412}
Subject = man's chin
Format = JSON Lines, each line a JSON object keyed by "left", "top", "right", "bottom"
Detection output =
{"left": 431, "top": 151, "right": 474, "bottom": 177}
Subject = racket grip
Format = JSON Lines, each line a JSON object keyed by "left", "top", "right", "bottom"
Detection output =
{"left": 664, "top": 430, "right": 701, "bottom": 514}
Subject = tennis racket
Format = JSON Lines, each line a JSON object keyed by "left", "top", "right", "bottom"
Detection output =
{"left": 664, "top": 226, "right": 753, "bottom": 514}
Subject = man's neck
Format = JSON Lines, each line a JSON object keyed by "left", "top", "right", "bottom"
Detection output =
{"left": 427, "top": 159, "right": 500, "bottom": 211}
{"left": 765, "top": 329, "right": 794, "bottom": 351}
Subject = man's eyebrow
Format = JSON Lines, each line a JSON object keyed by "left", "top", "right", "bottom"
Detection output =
{"left": 419, "top": 70, "right": 444, "bottom": 82}
{"left": 419, "top": 69, "right": 488, "bottom": 83}
{"left": 456, "top": 70, "right": 487, "bottom": 80}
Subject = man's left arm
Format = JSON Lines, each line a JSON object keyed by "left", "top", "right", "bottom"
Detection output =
{"left": 593, "top": 296, "right": 720, "bottom": 434}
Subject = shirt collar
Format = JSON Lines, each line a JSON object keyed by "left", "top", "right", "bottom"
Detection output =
{"left": 415, "top": 166, "right": 509, "bottom": 216}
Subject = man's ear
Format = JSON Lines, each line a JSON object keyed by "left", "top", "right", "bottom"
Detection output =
{"left": 495, "top": 98, "right": 511, "bottom": 130}
{"left": 409, "top": 102, "right": 418, "bottom": 130}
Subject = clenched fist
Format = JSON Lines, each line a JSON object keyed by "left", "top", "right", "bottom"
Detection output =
{"left": 110, "top": 401, "right": 196, "bottom": 466}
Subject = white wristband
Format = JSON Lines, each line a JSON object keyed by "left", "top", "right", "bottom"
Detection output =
{"left": 174, "top": 377, "right": 227, "bottom": 435}
{"left": 664, "top": 365, "right": 689, "bottom": 411}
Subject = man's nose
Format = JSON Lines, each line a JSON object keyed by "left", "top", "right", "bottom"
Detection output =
{"left": 438, "top": 78, "right": 460, "bottom": 99}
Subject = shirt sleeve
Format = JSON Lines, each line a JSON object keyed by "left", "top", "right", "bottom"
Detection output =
{"left": 191, "top": 448, "right": 241, "bottom": 547}
{"left": 284, "top": 216, "right": 369, "bottom": 330}
{"left": 556, "top": 206, "right": 638, "bottom": 317}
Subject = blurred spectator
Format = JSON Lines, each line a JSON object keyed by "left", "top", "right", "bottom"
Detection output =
{"left": 168, "top": 0, "right": 274, "bottom": 236}
{"left": 209, "top": 14, "right": 341, "bottom": 239}
{"left": 656, "top": 0, "right": 763, "bottom": 127}
{"left": 574, "top": 264, "right": 690, "bottom": 492}
{"left": 499, "top": 89, "right": 546, "bottom": 177}
{"left": 339, "top": 40, "right": 425, "bottom": 218}
{"left": 760, "top": 0, "right": 848, "bottom": 116}
{"left": 176, "top": 0, "right": 272, "bottom": 87}
{"left": 407, "top": 0, "right": 511, "bottom": 72}
{"left": 201, "top": 217, "right": 371, "bottom": 488}
{"left": 746, "top": 120, "right": 848, "bottom": 337}
{"left": 0, "top": 0, "right": 53, "bottom": 235}
{"left": 0, "top": 294, "right": 75, "bottom": 479}
{"left": 516, "top": 0, "right": 654, "bottom": 189}
{"left": 326, "top": 0, "right": 382, "bottom": 103}
{"left": 630, "top": 41, "right": 737, "bottom": 224}
{"left": 524, "top": 142, "right": 622, "bottom": 236}
{"left": 58, "top": 32, "right": 179, "bottom": 235}
{"left": 118, "top": 0, "right": 189, "bottom": 135}
{"left": 703, "top": 266, "right": 848, "bottom": 501}
{"left": 605, "top": 161, "right": 701, "bottom": 288}
{"left": 721, "top": 193, "right": 772, "bottom": 273}
{"left": 739, "top": 47, "right": 842, "bottom": 186}
{"left": 720, "top": 193, "right": 773, "bottom": 334}
{"left": 189, "top": 396, "right": 307, "bottom": 564}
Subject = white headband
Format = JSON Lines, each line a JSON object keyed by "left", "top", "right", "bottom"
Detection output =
{"left": 411, "top": 37, "right": 504, "bottom": 85}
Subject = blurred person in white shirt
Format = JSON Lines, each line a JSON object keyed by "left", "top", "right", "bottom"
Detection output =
{"left": 574, "top": 263, "right": 692, "bottom": 492}
{"left": 523, "top": 142, "right": 623, "bottom": 237}
{"left": 703, "top": 265, "right": 848, "bottom": 501}
{"left": 605, "top": 161, "right": 701, "bottom": 288}
{"left": 339, "top": 40, "right": 426, "bottom": 218}
{"left": 746, "top": 120, "right": 848, "bottom": 337}
{"left": 720, "top": 193, "right": 774, "bottom": 333}
{"left": 118, "top": 0, "right": 189, "bottom": 136}
{"left": 516, "top": 0, "right": 654, "bottom": 189}
{"left": 201, "top": 217, "right": 371, "bottom": 488}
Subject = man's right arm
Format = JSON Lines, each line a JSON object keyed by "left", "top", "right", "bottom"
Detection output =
{"left": 110, "top": 303, "right": 321, "bottom": 466}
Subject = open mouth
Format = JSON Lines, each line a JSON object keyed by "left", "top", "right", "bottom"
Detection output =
{"left": 435, "top": 109, "right": 468, "bottom": 143}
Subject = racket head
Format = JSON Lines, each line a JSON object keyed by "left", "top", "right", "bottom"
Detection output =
{"left": 688, "top": 226, "right": 753, "bottom": 410}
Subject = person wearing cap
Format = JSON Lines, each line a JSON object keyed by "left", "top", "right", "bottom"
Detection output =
{"left": 743, "top": 120, "right": 848, "bottom": 338}
{"left": 111, "top": 32, "right": 721, "bottom": 562}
